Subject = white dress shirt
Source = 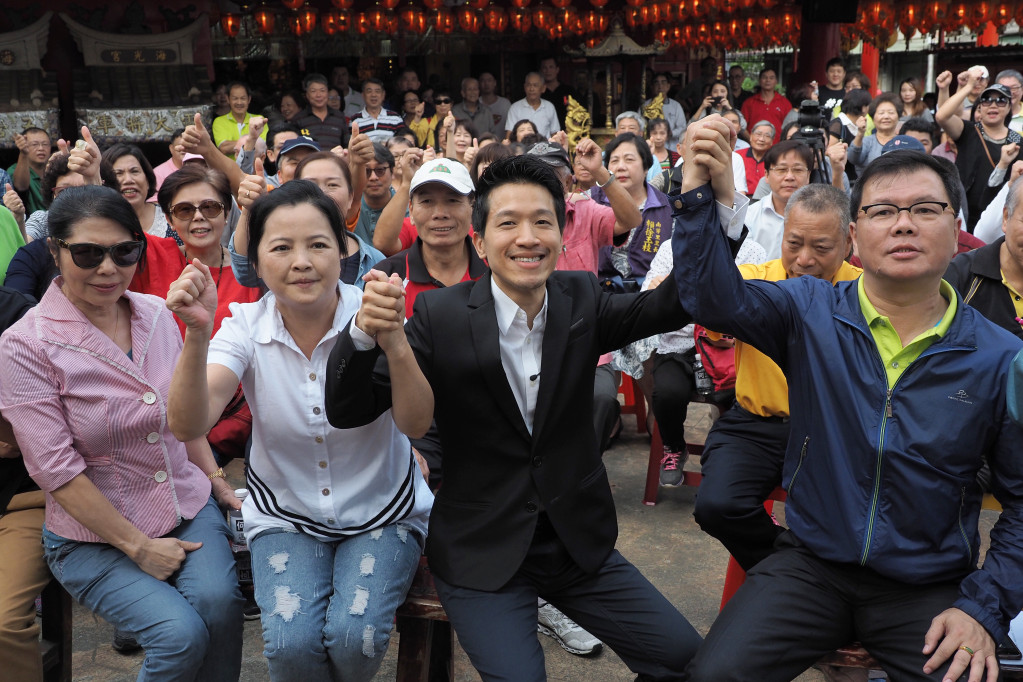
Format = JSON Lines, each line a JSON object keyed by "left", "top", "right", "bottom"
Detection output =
{"left": 491, "top": 278, "right": 547, "bottom": 434}
{"left": 505, "top": 98, "right": 561, "bottom": 138}
{"left": 744, "top": 193, "right": 786, "bottom": 259}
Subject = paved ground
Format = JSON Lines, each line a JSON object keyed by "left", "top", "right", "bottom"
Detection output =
{"left": 61, "top": 405, "right": 846, "bottom": 681}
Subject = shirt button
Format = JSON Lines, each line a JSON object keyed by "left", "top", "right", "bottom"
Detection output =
{"left": 319, "top": 461, "right": 327, "bottom": 469}
{"left": 142, "top": 392, "right": 157, "bottom": 404}
{"left": 532, "top": 456, "right": 542, "bottom": 468}
{"left": 315, "top": 436, "right": 324, "bottom": 444}
{"left": 696, "top": 192, "right": 703, "bottom": 199}
{"left": 146, "top": 432, "right": 160, "bottom": 444}
{"left": 892, "top": 361, "right": 899, "bottom": 368}
{"left": 674, "top": 199, "right": 683, "bottom": 209}
{"left": 154, "top": 470, "right": 167, "bottom": 483}
{"left": 525, "top": 501, "right": 538, "bottom": 513}
{"left": 322, "top": 488, "right": 330, "bottom": 496}
{"left": 309, "top": 373, "right": 317, "bottom": 381}
{"left": 327, "top": 518, "right": 335, "bottom": 524}
{"left": 313, "top": 406, "right": 321, "bottom": 415}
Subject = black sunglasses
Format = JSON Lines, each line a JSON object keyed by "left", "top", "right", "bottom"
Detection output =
{"left": 169, "top": 200, "right": 225, "bottom": 222}
{"left": 55, "top": 238, "right": 144, "bottom": 269}
{"left": 434, "top": 98, "right": 452, "bottom": 104}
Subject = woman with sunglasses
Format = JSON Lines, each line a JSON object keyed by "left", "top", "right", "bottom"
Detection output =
{"left": 156, "top": 165, "right": 260, "bottom": 335}
{"left": 937, "top": 69, "right": 1022, "bottom": 232}
{"left": 0, "top": 185, "right": 244, "bottom": 681}
{"left": 166, "top": 180, "right": 432, "bottom": 681}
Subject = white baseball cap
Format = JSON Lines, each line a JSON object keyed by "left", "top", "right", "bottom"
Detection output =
{"left": 409, "top": 158, "right": 474, "bottom": 196}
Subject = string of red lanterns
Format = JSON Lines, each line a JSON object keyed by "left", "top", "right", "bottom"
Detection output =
{"left": 217, "top": 0, "right": 1015, "bottom": 48}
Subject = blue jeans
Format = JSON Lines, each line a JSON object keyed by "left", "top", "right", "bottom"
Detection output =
{"left": 250, "top": 523, "right": 423, "bottom": 682}
{"left": 43, "top": 497, "right": 244, "bottom": 682}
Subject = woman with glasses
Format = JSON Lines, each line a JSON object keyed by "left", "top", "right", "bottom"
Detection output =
{"left": 165, "top": 180, "right": 432, "bottom": 681}
{"left": 937, "top": 69, "right": 1022, "bottom": 232}
{"left": 0, "top": 185, "right": 244, "bottom": 681}
{"left": 741, "top": 121, "right": 775, "bottom": 196}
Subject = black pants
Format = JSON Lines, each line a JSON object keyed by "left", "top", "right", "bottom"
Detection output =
{"left": 685, "top": 533, "right": 968, "bottom": 682}
{"left": 433, "top": 516, "right": 701, "bottom": 682}
{"left": 651, "top": 351, "right": 696, "bottom": 451}
{"left": 692, "top": 405, "right": 789, "bottom": 571}
{"left": 593, "top": 363, "right": 621, "bottom": 453}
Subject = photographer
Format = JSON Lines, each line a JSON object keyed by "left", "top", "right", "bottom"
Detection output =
{"left": 695, "top": 81, "right": 746, "bottom": 128}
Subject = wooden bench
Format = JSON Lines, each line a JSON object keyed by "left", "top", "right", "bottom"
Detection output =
{"left": 394, "top": 557, "right": 452, "bottom": 682}
{"left": 39, "top": 577, "right": 73, "bottom": 682}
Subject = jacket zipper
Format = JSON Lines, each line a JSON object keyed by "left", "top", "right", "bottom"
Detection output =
{"left": 788, "top": 436, "right": 810, "bottom": 496}
{"left": 958, "top": 486, "right": 973, "bottom": 566}
{"left": 860, "top": 387, "right": 891, "bottom": 565}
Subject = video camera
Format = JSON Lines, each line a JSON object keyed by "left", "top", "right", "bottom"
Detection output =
{"left": 791, "top": 99, "right": 833, "bottom": 185}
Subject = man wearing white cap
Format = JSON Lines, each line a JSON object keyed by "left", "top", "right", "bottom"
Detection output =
{"left": 367, "top": 156, "right": 487, "bottom": 487}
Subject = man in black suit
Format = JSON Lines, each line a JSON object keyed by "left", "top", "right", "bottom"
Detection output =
{"left": 325, "top": 155, "right": 702, "bottom": 681}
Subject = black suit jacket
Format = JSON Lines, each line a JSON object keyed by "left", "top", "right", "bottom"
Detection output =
{"left": 325, "top": 270, "right": 688, "bottom": 590}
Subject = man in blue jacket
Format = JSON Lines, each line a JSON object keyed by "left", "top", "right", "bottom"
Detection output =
{"left": 673, "top": 116, "right": 1023, "bottom": 682}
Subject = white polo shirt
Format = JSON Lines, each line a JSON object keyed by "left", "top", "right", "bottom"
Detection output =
{"left": 505, "top": 97, "right": 560, "bottom": 138}
{"left": 208, "top": 283, "right": 433, "bottom": 544}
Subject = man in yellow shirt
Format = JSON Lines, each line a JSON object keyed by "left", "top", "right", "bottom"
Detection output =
{"left": 212, "top": 82, "right": 267, "bottom": 159}
{"left": 693, "top": 183, "right": 861, "bottom": 571}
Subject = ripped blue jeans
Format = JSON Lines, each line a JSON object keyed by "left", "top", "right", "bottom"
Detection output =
{"left": 250, "top": 523, "right": 423, "bottom": 682}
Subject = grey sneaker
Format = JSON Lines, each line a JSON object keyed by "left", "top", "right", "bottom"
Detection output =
{"left": 537, "top": 603, "right": 603, "bottom": 656}
{"left": 112, "top": 628, "right": 141, "bottom": 654}
{"left": 659, "top": 447, "right": 684, "bottom": 487}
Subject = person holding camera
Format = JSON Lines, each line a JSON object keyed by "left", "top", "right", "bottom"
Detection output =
{"left": 694, "top": 81, "right": 746, "bottom": 128}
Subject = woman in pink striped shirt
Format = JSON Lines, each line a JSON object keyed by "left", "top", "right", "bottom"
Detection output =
{"left": 0, "top": 185, "right": 243, "bottom": 681}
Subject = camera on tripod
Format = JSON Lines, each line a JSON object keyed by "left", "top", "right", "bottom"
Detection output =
{"left": 791, "top": 99, "right": 833, "bottom": 185}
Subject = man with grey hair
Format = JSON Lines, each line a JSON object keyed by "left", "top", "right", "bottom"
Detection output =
{"left": 945, "top": 172, "right": 1023, "bottom": 341}
{"left": 996, "top": 69, "right": 1023, "bottom": 132}
{"left": 505, "top": 71, "right": 560, "bottom": 139}
{"left": 615, "top": 111, "right": 646, "bottom": 137}
{"left": 692, "top": 183, "right": 861, "bottom": 571}
{"left": 452, "top": 77, "right": 498, "bottom": 136}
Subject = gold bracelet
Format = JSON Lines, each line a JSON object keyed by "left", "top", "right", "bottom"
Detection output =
{"left": 207, "top": 468, "right": 226, "bottom": 481}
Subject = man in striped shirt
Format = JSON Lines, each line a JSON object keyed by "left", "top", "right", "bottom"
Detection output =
{"left": 349, "top": 78, "right": 405, "bottom": 145}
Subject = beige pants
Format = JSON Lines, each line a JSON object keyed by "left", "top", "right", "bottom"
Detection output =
{"left": 0, "top": 490, "right": 49, "bottom": 682}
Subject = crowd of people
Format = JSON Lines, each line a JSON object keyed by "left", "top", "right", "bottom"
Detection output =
{"left": 1, "top": 53, "right": 1023, "bottom": 682}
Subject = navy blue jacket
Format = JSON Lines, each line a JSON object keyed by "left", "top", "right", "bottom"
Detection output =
{"left": 671, "top": 184, "right": 1023, "bottom": 639}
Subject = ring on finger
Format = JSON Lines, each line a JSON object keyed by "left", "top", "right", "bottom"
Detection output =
{"left": 958, "top": 645, "right": 975, "bottom": 657}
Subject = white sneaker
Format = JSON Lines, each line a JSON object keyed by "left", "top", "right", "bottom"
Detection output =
{"left": 537, "top": 603, "right": 603, "bottom": 656}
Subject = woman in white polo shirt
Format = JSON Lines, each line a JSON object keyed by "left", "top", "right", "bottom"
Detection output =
{"left": 165, "top": 179, "right": 432, "bottom": 681}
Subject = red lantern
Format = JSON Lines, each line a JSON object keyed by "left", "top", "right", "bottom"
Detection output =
{"left": 690, "top": 0, "right": 708, "bottom": 16}
{"left": 739, "top": 0, "right": 756, "bottom": 8}
{"left": 969, "top": 1, "right": 993, "bottom": 29}
{"left": 220, "top": 13, "right": 241, "bottom": 38}
{"left": 921, "top": 0, "right": 948, "bottom": 30}
{"left": 459, "top": 8, "right": 481, "bottom": 32}
{"left": 287, "top": 15, "right": 304, "bottom": 35}
{"left": 355, "top": 12, "right": 371, "bottom": 33}
{"left": 717, "top": 0, "right": 739, "bottom": 12}
{"left": 898, "top": 2, "right": 921, "bottom": 34}
{"left": 253, "top": 8, "right": 276, "bottom": 34}
{"left": 298, "top": 7, "right": 317, "bottom": 32}
{"left": 992, "top": 2, "right": 1015, "bottom": 27}
{"left": 423, "top": 0, "right": 443, "bottom": 9}
{"left": 401, "top": 6, "right": 428, "bottom": 32}
{"left": 757, "top": 0, "right": 777, "bottom": 9}
{"left": 468, "top": 0, "right": 489, "bottom": 7}
{"left": 281, "top": 0, "right": 303, "bottom": 9}
{"left": 658, "top": 3, "right": 675, "bottom": 22}
{"left": 581, "top": 10, "right": 607, "bottom": 33}
{"left": 432, "top": 8, "right": 456, "bottom": 32}
{"left": 331, "top": 0, "right": 354, "bottom": 7}
{"left": 554, "top": 6, "right": 578, "bottom": 28}
{"left": 370, "top": 8, "right": 389, "bottom": 30}
{"left": 944, "top": 1, "right": 969, "bottom": 30}
{"left": 625, "top": 0, "right": 643, "bottom": 5}
{"left": 625, "top": 7, "right": 642, "bottom": 28}
{"left": 509, "top": 7, "right": 532, "bottom": 30}
{"left": 484, "top": 6, "right": 508, "bottom": 31}
{"left": 321, "top": 11, "right": 341, "bottom": 34}
{"left": 533, "top": 3, "right": 554, "bottom": 29}
{"left": 551, "top": 0, "right": 572, "bottom": 8}
{"left": 589, "top": 0, "right": 609, "bottom": 7}
{"left": 510, "top": 0, "right": 532, "bottom": 8}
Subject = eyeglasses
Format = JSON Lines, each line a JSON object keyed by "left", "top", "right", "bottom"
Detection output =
{"left": 769, "top": 165, "right": 809, "bottom": 176}
{"left": 54, "top": 238, "right": 144, "bottom": 269}
{"left": 979, "top": 96, "right": 1010, "bottom": 107}
{"left": 434, "top": 98, "right": 452, "bottom": 104}
{"left": 25, "top": 141, "right": 50, "bottom": 149}
{"left": 365, "top": 166, "right": 392, "bottom": 177}
{"left": 169, "top": 200, "right": 225, "bottom": 222}
{"left": 751, "top": 131, "right": 774, "bottom": 139}
{"left": 859, "top": 201, "right": 950, "bottom": 227}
